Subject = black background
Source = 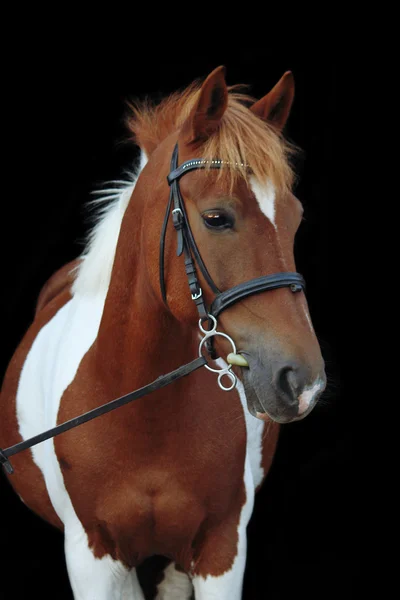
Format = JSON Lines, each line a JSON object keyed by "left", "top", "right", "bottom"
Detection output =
{"left": 1, "top": 42, "right": 351, "bottom": 599}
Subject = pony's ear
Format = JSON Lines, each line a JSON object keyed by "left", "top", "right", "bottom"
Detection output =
{"left": 181, "top": 66, "right": 228, "bottom": 144}
{"left": 250, "top": 71, "right": 295, "bottom": 131}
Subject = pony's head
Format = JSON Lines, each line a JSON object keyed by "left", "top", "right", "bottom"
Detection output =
{"left": 128, "top": 67, "right": 326, "bottom": 424}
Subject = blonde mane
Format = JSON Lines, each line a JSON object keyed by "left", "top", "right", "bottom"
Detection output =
{"left": 73, "top": 80, "right": 298, "bottom": 298}
{"left": 127, "top": 83, "right": 297, "bottom": 193}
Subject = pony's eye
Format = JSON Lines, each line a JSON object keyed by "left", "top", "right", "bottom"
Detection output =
{"left": 202, "top": 210, "right": 234, "bottom": 230}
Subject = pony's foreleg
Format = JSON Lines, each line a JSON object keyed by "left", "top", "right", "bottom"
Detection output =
{"left": 191, "top": 527, "right": 248, "bottom": 600}
{"left": 64, "top": 520, "right": 145, "bottom": 600}
{"left": 155, "top": 562, "right": 193, "bottom": 599}
{"left": 191, "top": 458, "right": 255, "bottom": 600}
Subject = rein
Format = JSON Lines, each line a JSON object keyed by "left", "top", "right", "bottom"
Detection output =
{"left": 0, "top": 142, "right": 305, "bottom": 475}
{"left": 0, "top": 357, "right": 206, "bottom": 474}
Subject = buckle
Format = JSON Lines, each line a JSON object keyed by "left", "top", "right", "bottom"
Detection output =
{"left": 172, "top": 208, "right": 183, "bottom": 230}
{"left": 290, "top": 283, "right": 302, "bottom": 293}
{"left": 191, "top": 288, "right": 202, "bottom": 300}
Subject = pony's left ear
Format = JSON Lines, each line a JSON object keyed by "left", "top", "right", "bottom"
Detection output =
{"left": 181, "top": 66, "right": 228, "bottom": 144}
{"left": 250, "top": 71, "right": 295, "bottom": 131}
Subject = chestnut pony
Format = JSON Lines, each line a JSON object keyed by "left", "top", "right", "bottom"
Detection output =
{"left": 0, "top": 67, "right": 326, "bottom": 599}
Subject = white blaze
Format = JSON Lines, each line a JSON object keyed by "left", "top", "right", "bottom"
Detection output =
{"left": 249, "top": 177, "right": 277, "bottom": 228}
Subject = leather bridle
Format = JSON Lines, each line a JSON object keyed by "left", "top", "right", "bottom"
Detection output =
{"left": 160, "top": 143, "right": 305, "bottom": 321}
{"left": 0, "top": 143, "right": 306, "bottom": 475}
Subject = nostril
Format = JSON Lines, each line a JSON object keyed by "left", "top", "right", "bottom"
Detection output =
{"left": 275, "top": 364, "right": 304, "bottom": 405}
{"left": 276, "top": 366, "right": 299, "bottom": 403}
{"left": 286, "top": 369, "right": 299, "bottom": 398}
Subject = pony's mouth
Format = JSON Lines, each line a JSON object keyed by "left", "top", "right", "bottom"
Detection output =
{"left": 241, "top": 370, "right": 297, "bottom": 424}
{"left": 240, "top": 370, "right": 277, "bottom": 421}
{"left": 238, "top": 353, "right": 322, "bottom": 424}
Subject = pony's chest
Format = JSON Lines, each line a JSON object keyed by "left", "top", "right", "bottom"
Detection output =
{"left": 83, "top": 466, "right": 246, "bottom": 567}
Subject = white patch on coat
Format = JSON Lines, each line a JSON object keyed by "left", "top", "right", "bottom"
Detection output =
{"left": 72, "top": 151, "right": 148, "bottom": 298}
{"left": 65, "top": 511, "right": 145, "bottom": 599}
{"left": 16, "top": 291, "right": 146, "bottom": 598}
{"left": 155, "top": 562, "right": 193, "bottom": 600}
{"left": 249, "top": 176, "right": 277, "bottom": 228}
{"left": 216, "top": 358, "right": 265, "bottom": 488}
{"left": 188, "top": 359, "right": 262, "bottom": 599}
{"left": 16, "top": 294, "right": 106, "bottom": 522}
{"left": 298, "top": 379, "right": 325, "bottom": 415}
{"left": 15, "top": 150, "right": 152, "bottom": 593}
{"left": 139, "top": 354, "right": 263, "bottom": 598}
{"left": 192, "top": 450, "right": 255, "bottom": 599}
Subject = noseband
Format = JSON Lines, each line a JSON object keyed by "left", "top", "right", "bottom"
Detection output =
{"left": 160, "top": 143, "right": 305, "bottom": 321}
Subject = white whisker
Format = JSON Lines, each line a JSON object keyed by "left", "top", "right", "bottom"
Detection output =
{"left": 91, "top": 188, "right": 130, "bottom": 195}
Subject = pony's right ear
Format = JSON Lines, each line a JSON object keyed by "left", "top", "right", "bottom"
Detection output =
{"left": 250, "top": 71, "right": 295, "bottom": 131}
{"left": 181, "top": 66, "right": 228, "bottom": 145}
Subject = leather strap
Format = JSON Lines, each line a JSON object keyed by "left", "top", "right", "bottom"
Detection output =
{"left": 210, "top": 273, "right": 305, "bottom": 318}
{"left": 167, "top": 158, "right": 223, "bottom": 185}
{"left": 159, "top": 182, "right": 174, "bottom": 305}
{"left": 0, "top": 356, "right": 207, "bottom": 474}
{"left": 176, "top": 185, "right": 219, "bottom": 295}
{"left": 160, "top": 145, "right": 218, "bottom": 320}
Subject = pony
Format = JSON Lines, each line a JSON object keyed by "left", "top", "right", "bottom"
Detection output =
{"left": 0, "top": 66, "right": 326, "bottom": 599}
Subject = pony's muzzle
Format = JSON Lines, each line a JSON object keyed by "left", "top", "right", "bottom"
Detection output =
{"left": 242, "top": 353, "right": 326, "bottom": 424}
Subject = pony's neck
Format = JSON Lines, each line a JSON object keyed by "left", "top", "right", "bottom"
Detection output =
{"left": 92, "top": 153, "right": 195, "bottom": 395}
{"left": 97, "top": 280, "right": 192, "bottom": 394}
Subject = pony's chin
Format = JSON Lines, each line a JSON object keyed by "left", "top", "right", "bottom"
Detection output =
{"left": 242, "top": 371, "right": 303, "bottom": 425}
{"left": 254, "top": 408, "right": 313, "bottom": 424}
